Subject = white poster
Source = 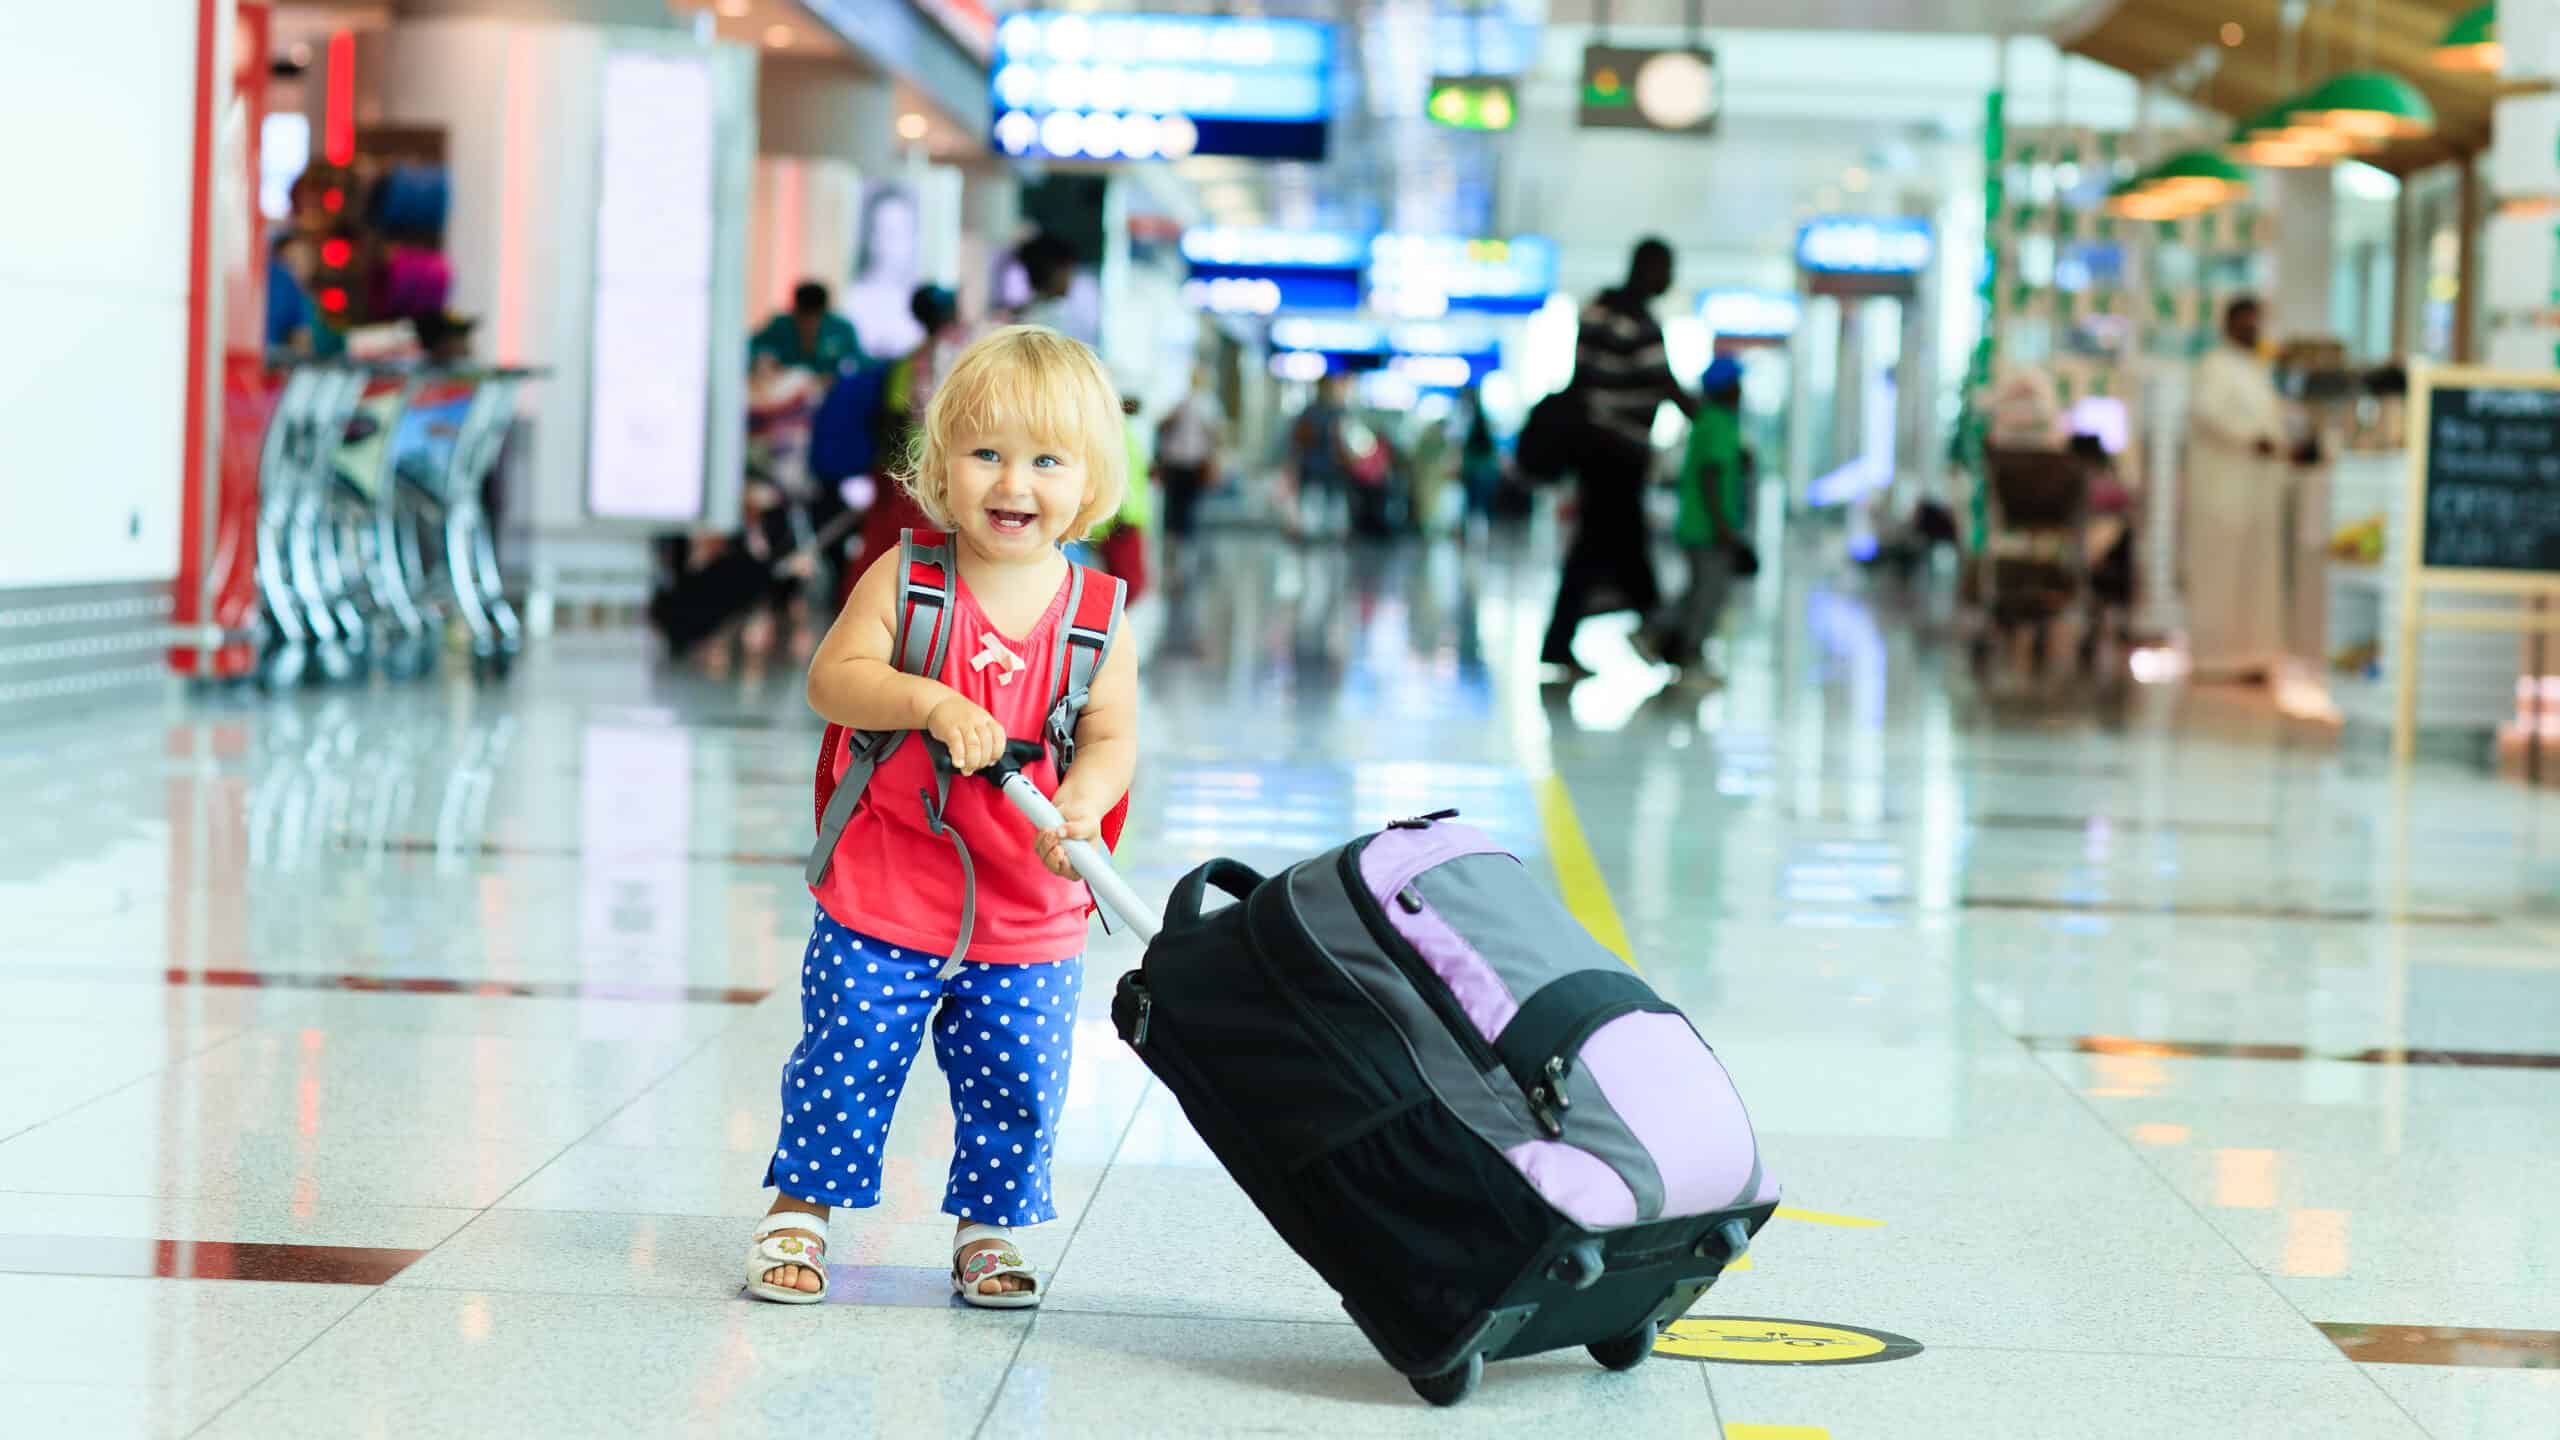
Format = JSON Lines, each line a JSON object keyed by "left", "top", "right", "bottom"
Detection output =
{"left": 586, "top": 50, "right": 715, "bottom": 522}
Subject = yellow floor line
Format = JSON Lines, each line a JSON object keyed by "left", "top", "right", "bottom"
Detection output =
{"left": 1535, "top": 771, "right": 1637, "bottom": 970}
{"left": 1773, "top": 1205, "right": 1887, "bottom": 1229}
{"left": 1724, "top": 1426, "right": 1831, "bottom": 1440}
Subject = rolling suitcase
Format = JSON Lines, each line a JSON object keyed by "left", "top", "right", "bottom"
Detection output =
{"left": 978, "top": 753, "right": 1777, "bottom": 1407}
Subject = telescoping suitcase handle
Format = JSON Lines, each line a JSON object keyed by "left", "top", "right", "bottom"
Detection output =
{"left": 926, "top": 735, "right": 1162, "bottom": 945}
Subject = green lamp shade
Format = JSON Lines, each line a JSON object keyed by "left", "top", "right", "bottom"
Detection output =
{"left": 2299, "top": 70, "right": 2437, "bottom": 139}
{"left": 2227, "top": 103, "right": 2353, "bottom": 162}
{"left": 2435, "top": 4, "right": 2500, "bottom": 71}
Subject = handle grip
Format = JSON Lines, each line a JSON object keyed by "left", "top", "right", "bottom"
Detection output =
{"left": 919, "top": 733, "right": 1156, "bottom": 943}
{"left": 1167, "top": 858, "right": 1266, "bottom": 930}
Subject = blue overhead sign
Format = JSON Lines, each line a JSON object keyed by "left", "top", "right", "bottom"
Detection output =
{"left": 1368, "top": 234, "right": 1558, "bottom": 317}
{"left": 991, "top": 11, "right": 1334, "bottom": 162}
{"left": 1794, "top": 216, "right": 1934, "bottom": 276}
{"left": 1180, "top": 226, "right": 1367, "bottom": 314}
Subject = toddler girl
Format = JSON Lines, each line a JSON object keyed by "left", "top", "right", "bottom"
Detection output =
{"left": 745, "top": 326, "right": 1137, "bottom": 1308}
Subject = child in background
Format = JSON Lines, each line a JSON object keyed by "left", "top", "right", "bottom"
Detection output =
{"left": 745, "top": 326, "right": 1138, "bottom": 1309}
{"left": 1637, "top": 356, "right": 1751, "bottom": 679}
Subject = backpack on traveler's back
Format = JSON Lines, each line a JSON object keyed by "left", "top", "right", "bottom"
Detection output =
{"left": 804, "top": 530, "right": 1130, "bottom": 962}
{"left": 1514, "top": 388, "right": 1586, "bottom": 485}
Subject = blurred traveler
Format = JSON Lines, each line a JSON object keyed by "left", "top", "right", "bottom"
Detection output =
{"left": 1012, "top": 234, "right": 1084, "bottom": 341}
{"left": 1636, "top": 355, "right": 1749, "bottom": 680}
{"left": 2183, "top": 296, "right": 2289, "bottom": 682}
{"left": 855, "top": 286, "right": 973, "bottom": 578}
{"left": 1540, "top": 237, "right": 1695, "bottom": 677}
{"left": 1288, "top": 373, "right": 1358, "bottom": 540}
{"left": 1458, "top": 385, "right": 1503, "bottom": 537}
{"left": 1154, "top": 366, "right": 1226, "bottom": 578}
{"left": 752, "top": 280, "right": 863, "bottom": 377}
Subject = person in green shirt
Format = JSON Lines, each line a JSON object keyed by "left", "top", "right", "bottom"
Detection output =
{"left": 749, "top": 281, "right": 862, "bottom": 376}
{"left": 1637, "top": 355, "right": 1751, "bottom": 676}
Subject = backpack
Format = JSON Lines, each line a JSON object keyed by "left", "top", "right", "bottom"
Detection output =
{"left": 1514, "top": 388, "right": 1586, "bottom": 485}
{"left": 804, "top": 530, "right": 1131, "bottom": 966}
{"left": 808, "top": 357, "right": 894, "bottom": 483}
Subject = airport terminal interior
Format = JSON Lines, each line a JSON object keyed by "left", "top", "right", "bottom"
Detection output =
{"left": 6, "top": 1, "right": 2560, "bottom": 1437}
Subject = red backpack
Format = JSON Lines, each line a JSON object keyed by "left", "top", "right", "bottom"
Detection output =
{"left": 804, "top": 530, "right": 1130, "bottom": 964}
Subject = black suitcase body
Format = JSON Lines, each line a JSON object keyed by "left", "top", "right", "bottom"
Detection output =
{"left": 1109, "top": 844, "right": 1774, "bottom": 1406}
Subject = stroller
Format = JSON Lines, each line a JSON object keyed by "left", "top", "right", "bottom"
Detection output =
{"left": 1966, "top": 445, "right": 2123, "bottom": 677}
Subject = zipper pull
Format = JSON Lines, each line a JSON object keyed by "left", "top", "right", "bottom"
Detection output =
{"left": 1387, "top": 809, "right": 1460, "bottom": 830}
{"left": 1396, "top": 886, "right": 1424, "bottom": 914}
{"left": 1132, "top": 990, "right": 1153, "bottom": 1048}
{"left": 1528, "top": 1089, "right": 1564, "bottom": 1138}
{"left": 1543, "top": 1055, "right": 1573, "bottom": 1112}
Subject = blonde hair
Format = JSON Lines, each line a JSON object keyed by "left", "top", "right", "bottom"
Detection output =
{"left": 900, "top": 325, "right": 1128, "bottom": 542}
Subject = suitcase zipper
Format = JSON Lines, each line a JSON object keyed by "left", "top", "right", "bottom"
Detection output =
{"left": 1336, "top": 842, "right": 1510, "bottom": 1082}
{"left": 1518, "top": 998, "right": 1675, "bottom": 1137}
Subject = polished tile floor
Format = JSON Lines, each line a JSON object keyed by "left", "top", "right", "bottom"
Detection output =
{"left": 5, "top": 533, "right": 2558, "bottom": 1438}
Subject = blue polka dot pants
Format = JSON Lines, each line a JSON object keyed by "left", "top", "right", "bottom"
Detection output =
{"left": 764, "top": 907, "right": 1082, "bottom": 1226}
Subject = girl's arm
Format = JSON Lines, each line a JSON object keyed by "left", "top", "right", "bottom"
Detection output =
{"left": 1034, "top": 631, "right": 1139, "bottom": 877}
{"left": 806, "top": 548, "right": 1006, "bottom": 769}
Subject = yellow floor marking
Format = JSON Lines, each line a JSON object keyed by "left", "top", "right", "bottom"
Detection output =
{"left": 1534, "top": 771, "right": 1637, "bottom": 969}
{"left": 1724, "top": 1426, "right": 1831, "bottom": 1440}
{"left": 1773, "top": 1205, "right": 1885, "bottom": 1229}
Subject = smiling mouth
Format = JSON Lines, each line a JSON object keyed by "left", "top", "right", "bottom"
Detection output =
{"left": 987, "top": 508, "right": 1038, "bottom": 533}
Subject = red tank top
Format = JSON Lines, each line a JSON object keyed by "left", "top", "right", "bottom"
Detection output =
{"left": 811, "top": 564, "right": 1089, "bottom": 964}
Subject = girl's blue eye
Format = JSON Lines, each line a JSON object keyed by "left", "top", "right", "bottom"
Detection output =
{"left": 971, "top": 448, "right": 999, "bottom": 463}
{"left": 1034, "top": 454, "right": 1062, "bottom": 468}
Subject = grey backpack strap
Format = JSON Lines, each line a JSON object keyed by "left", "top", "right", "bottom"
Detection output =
{"left": 1043, "top": 568, "right": 1126, "bottom": 771}
{"left": 803, "top": 530, "right": 957, "bottom": 888}
{"left": 919, "top": 759, "right": 978, "bottom": 975}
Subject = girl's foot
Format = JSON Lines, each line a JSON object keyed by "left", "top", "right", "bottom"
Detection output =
{"left": 748, "top": 1199, "right": 831, "bottom": 1301}
{"left": 953, "top": 1222, "right": 1041, "bottom": 1307}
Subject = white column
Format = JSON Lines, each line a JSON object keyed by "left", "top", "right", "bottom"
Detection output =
{"left": 2485, "top": 7, "right": 2560, "bottom": 372}
{"left": 2268, "top": 166, "right": 2336, "bottom": 342}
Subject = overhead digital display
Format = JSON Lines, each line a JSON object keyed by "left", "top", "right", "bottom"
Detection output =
{"left": 1795, "top": 216, "right": 1934, "bottom": 276}
{"left": 1179, "top": 225, "right": 1367, "bottom": 314}
{"left": 991, "top": 11, "right": 1334, "bottom": 162}
{"left": 1369, "top": 234, "right": 1558, "bottom": 317}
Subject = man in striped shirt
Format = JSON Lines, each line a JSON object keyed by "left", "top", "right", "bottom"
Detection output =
{"left": 1540, "top": 237, "right": 1698, "bottom": 675}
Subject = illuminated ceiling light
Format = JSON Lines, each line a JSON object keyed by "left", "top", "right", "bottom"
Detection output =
{"left": 995, "top": 110, "right": 1037, "bottom": 156}
{"left": 2433, "top": 4, "right": 2500, "bottom": 71}
{"left": 1083, "top": 112, "right": 1124, "bottom": 159}
{"left": 2226, "top": 103, "right": 2353, "bottom": 163}
{"left": 1631, "top": 49, "right": 1716, "bottom": 129}
{"left": 995, "top": 64, "right": 1041, "bottom": 109}
{"left": 897, "top": 112, "right": 929, "bottom": 141}
{"left": 1120, "top": 115, "right": 1161, "bottom": 159}
{"left": 716, "top": 0, "right": 748, "bottom": 14}
{"left": 2221, "top": 22, "right": 2244, "bottom": 46}
{"left": 1045, "top": 14, "right": 1092, "bottom": 62}
{"left": 763, "top": 24, "right": 794, "bottom": 48}
{"left": 1158, "top": 114, "right": 1199, "bottom": 158}
{"left": 2297, "top": 70, "right": 2436, "bottom": 140}
{"left": 1040, "top": 110, "right": 1085, "bottom": 157}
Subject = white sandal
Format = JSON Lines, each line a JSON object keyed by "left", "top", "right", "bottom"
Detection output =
{"left": 952, "top": 1223, "right": 1042, "bottom": 1309}
{"left": 745, "top": 1212, "right": 830, "bottom": 1304}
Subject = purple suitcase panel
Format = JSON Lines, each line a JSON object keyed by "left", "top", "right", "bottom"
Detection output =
{"left": 1579, "top": 1011, "right": 1759, "bottom": 1217}
{"left": 1349, "top": 819, "right": 1770, "bottom": 1228}
{"left": 1356, "top": 824, "right": 1523, "bottom": 1041}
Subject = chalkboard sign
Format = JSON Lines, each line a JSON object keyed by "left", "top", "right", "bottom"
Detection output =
{"left": 2419, "top": 382, "right": 2560, "bottom": 573}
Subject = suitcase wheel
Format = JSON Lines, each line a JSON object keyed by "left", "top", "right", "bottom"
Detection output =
{"left": 1407, "top": 1352, "right": 1482, "bottom": 1408}
{"left": 1588, "top": 1321, "right": 1658, "bottom": 1372}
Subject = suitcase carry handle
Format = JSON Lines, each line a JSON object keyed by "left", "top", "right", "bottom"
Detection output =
{"left": 1167, "top": 858, "right": 1266, "bottom": 929}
